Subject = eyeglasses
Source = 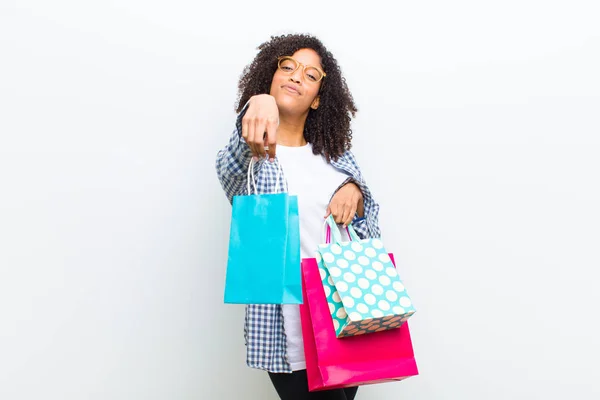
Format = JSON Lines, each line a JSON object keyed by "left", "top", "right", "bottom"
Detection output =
{"left": 277, "top": 56, "right": 326, "bottom": 83}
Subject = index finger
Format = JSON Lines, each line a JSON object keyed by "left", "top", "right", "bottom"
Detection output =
{"left": 343, "top": 204, "right": 356, "bottom": 227}
{"left": 254, "top": 120, "right": 267, "bottom": 159}
{"left": 265, "top": 119, "right": 277, "bottom": 161}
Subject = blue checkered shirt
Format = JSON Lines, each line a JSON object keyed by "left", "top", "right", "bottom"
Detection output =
{"left": 215, "top": 107, "right": 381, "bottom": 373}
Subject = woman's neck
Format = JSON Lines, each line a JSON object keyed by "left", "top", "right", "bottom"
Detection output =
{"left": 277, "top": 114, "right": 308, "bottom": 147}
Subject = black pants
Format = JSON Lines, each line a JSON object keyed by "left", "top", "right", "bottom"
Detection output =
{"left": 268, "top": 369, "right": 358, "bottom": 400}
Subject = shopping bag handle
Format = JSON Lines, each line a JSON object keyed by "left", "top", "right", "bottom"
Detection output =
{"left": 246, "top": 158, "right": 287, "bottom": 195}
{"left": 322, "top": 214, "right": 361, "bottom": 244}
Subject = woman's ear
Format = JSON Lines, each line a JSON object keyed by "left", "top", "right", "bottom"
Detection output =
{"left": 310, "top": 96, "right": 320, "bottom": 110}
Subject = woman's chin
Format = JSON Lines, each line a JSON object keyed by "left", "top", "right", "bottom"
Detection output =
{"left": 275, "top": 99, "right": 308, "bottom": 116}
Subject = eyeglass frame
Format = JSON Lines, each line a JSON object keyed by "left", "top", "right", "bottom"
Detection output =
{"left": 276, "top": 56, "right": 327, "bottom": 83}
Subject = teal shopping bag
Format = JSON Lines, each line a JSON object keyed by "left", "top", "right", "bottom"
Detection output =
{"left": 317, "top": 215, "right": 416, "bottom": 337}
{"left": 223, "top": 160, "right": 302, "bottom": 304}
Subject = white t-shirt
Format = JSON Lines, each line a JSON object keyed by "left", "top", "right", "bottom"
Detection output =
{"left": 276, "top": 143, "right": 351, "bottom": 371}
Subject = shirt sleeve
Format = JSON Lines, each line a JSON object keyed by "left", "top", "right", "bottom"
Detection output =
{"left": 215, "top": 102, "right": 259, "bottom": 204}
{"left": 332, "top": 154, "right": 382, "bottom": 240}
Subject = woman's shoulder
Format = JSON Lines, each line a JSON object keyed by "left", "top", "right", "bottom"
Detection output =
{"left": 333, "top": 149, "right": 362, "bottom": 170}
{"left": 328, "top": 150, "right": 367, "bottom": 184}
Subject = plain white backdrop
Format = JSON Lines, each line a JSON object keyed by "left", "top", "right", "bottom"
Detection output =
{"left": 1, "top": 1, "right": 599, "bottom": 399}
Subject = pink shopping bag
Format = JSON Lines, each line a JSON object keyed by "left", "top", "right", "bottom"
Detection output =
{"left": 300, "top": 254, "right": 419, "bottom": 391}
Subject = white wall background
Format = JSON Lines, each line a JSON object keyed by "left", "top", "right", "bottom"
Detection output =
{"left": 1, "top": 1, "right": 599, "bottom": 399}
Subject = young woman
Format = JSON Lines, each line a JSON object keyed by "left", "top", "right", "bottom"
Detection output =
{"left": 216, "top": 33, "right": 381, "bottom": 400}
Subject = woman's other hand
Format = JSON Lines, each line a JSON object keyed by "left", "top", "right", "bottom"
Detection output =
{"left": 242, "top": 94, "right": 279, "bottom": 161}
{"left": 325, "top": 182, "right": 364, "bottom": 227}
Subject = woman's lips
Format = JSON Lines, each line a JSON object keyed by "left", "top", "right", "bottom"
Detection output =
{"left": 282, "top": 85, "right": 300, "bottom": 95}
